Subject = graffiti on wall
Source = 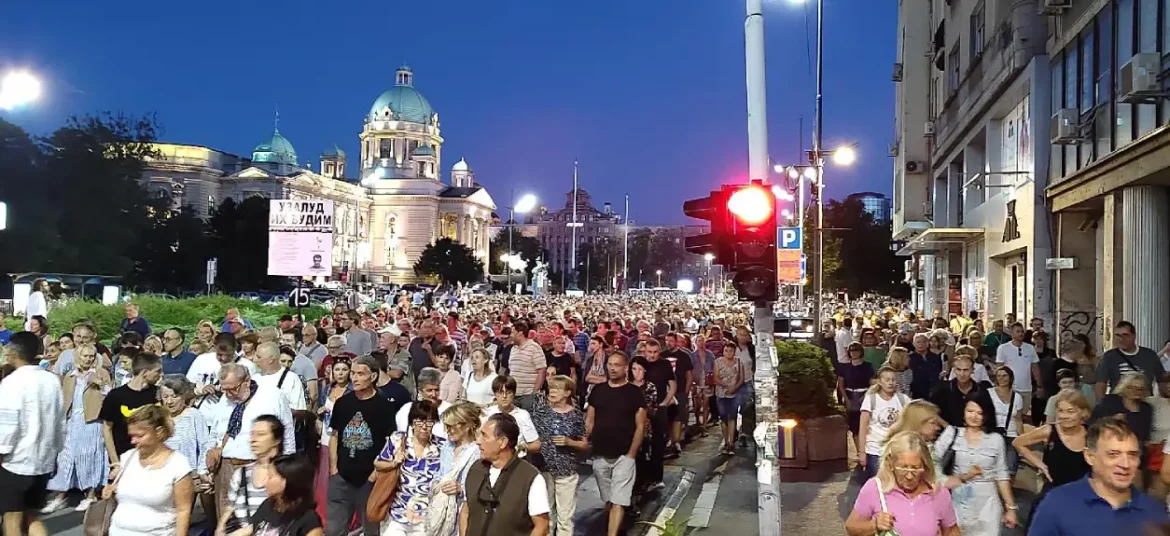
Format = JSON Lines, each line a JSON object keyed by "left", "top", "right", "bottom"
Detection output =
{"left": 1058, "top": 311, "right": 1101, "bottom": 349}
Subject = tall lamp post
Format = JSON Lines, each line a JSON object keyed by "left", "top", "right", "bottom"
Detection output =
{"left": 704, "top": 253, "right": 714, "bottom": 295}
{"left": 655, "top": 269, "right": 663, "bottom": 288}
{"left": 506, "top": 191, "right": 537, "bottom": 294}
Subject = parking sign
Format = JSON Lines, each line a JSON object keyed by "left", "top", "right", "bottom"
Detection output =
{"left": 778, "top": 227, "right": 802, "bottom": 250}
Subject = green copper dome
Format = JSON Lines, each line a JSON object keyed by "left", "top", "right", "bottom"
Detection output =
{"left": 412, "top": 144, "right": 435, "bottom": 157}
{"left": 368, "top": 66, "right": 436, "bottom": 125}
{"left": 321, "top": 144, "right": 346, "bottom": 158}
{"left": 252, "top": 128, "right": 298, "bottom": 166}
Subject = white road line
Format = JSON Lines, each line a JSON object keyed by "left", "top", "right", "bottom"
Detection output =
{"left": 646, "top": 470, "right": 696, "bottom": 536}
{"left": 688, "top": 459, "right": 729, "bottom": 528}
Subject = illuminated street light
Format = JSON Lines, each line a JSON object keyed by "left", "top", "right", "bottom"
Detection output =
{"left": 514, "top": 194, "right": 537, "bottom": 215}
{"left": 0, "top": 71, "right": 41, "bottom": 111}
{"left": 506, "top": 191, "right": 538, "bottom": 294}
{"left": 704, "top": 253, "right": 715, "bottom": 262}
{"left": 656, "top": 269, "right": 663, "bottom": 287}
{"left": 832, "top": 145, "right": 857, "bottom": 166}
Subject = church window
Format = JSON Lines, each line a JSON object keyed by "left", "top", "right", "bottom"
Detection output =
{"left": 207, "top": 195, "right": 216, "bottom": 213}
{"left": 379, "top": 139, "right": 392, "bottom": 159}
{"left": 325, "top": 163, "right": 334, "bottom": 175}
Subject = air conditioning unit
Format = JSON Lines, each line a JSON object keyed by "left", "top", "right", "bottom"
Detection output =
{"left": 1040, "top": 0, "right": 1072, "bottom": 14}
{"left": 924, "top": 121, "right": 936, "bottom": 136}
{"left": 1120, "top": 52, "right": 1164, "bottom": 103}
{"left": 1050, "top": 108, "right": 1080, "bottom": 144}
{"left": 892, "top": 63, "right": 904, "bottom": 82}
{"left": 905, "top": 161, "right": 926, "bottom": 174}
{"left": 888, "top": 142, "right": 900, "bottom": 157}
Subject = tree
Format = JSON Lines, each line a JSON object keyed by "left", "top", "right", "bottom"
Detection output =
{"left": 208, "top": 197, "right": 288, "bottom": 292}
{"left": 127, "top": 206, "right": 211, "bottom": 292}
{"left": 414, "top": 238, "right": 484, "bottom": 285}
{"left": 575, "top": 238, "right": 622, "bottom": 292}
{"left": 806, "top": 197, "right": 908, "bottom": 298}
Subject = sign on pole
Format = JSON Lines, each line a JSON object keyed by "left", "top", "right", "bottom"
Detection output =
{"left": 267, "top": 199, "right": 334, "bottom": 277}
{"left": 776, "top": 227, "right": 802, "bottom": 284}
{"left": 288, "top": 288, "right": 311, "bottom": 308}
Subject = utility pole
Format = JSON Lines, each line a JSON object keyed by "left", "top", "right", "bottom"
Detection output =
{"left": 745, "top": 0, "right": 781, "bottom": 534}
{"left": 811, "top": 0, "right": 826, "bottom": 323}
{"left": 622, "top": 193, "right": 630, "bottom": 290}
{"left": 567, "top": 160, "right": 583, "bottom": 290}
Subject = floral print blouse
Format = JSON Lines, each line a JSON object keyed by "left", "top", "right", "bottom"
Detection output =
{"left": 376, "top": 431, "right": 443, "bottom": 526}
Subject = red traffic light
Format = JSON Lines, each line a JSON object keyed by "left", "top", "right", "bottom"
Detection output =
{"left": 727, "top": 184, "right": 774, "bottom": 226}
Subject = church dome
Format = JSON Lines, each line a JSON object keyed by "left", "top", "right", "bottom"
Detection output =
{"left": 321, "top": 144, "right": 346, "bottom": 158}
{"left": 452, "top": 158, "right": 470, "bottom": 172}
{"left": 253, "top": 128, "right": 298, "bottom": 165}
{"left": 412, "top": 144, "right": 435, "bottom": 157}
{"left": 368, "top": 66, "right": 436, "bottom": 125}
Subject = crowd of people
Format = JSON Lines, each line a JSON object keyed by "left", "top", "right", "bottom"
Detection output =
{"left": 831, "top": 306, "right": 1170, "bottom": 535}
{"left": 0, "top": 289, "right": 762, "bottom": 536}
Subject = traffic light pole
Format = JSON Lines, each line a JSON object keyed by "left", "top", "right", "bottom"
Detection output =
{"left": 745, "top": 0, "right": 781, "bottom": 534}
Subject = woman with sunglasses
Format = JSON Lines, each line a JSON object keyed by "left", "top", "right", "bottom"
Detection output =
{"left": 374, "top": 400, "right": 443, "bottom": 536}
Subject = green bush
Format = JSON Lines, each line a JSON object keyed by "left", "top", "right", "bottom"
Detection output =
{"left": 774, "top": 340, "right": 842, "bottom": 420}
{"left": 8, "top": 294, "right": 330, "bottom": 343}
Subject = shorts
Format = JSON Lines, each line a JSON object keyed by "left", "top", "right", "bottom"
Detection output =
{"left": 1004, "top": 438, "right": 1020, "bottom": 474}
{"left": 716, "top": 391, "right": 744, "bottom": 422}
{"left": 670, "top": 396, "right": 690, "bottom": 424}
{"left": 591, "top": 455, "right": 636, "bottom": 507}
{"left": 0, "top": 466, "right": 50, "bottom": 513}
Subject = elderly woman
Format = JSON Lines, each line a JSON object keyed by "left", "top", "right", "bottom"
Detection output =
{"left": 846, "top": 431, "right": 960, "bottom": 536}
{"left": 1015, "top": 389, "right": 1090, "bottom": 531}
{"left": 196, "top": 320, "right": 217, "bottom": 349}
{"left": 44, "top": 343, "right": 111, "bottom": 513}
{"left": 158, "top": 375, "right": 212, "bottom": 497}
{"left": 396, "top": 367, "right": 452, "bottom": 439}
{"left": 432, "top": 402, "right": 484, "bottom": 536}
{"left": 532, "top": 375, "right": 588, "bottom": 536}
{"left": 1091, "top": 372, "right": 1154, "bottom": 476}
{"left": 932, "top": 394, "right": 1019, "bottom": 535}
{"left": 375, "top": 400, "right": 444, "bottom": 536}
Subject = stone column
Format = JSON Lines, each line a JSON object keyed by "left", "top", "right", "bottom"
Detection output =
{"left": 1102, "top": 192, "right": 1124, "bottom": 352}
{"left": 1122, "top": 186, "right": 1170, "bottom": 350}
{"left": 455, "top": 214, "right": 464, "bottom": 242}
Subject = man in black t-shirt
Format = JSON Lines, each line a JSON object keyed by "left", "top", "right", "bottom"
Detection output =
{"left": 371, "top": 351, "right": 410, "bottom": 422}
{"left": 100, "top": 352, "right": 162, "bottom": 463}
{"left": 662, "top": 333, "right": 694, "bottom": 459}
{"left": 545, "top": 337, "right": 576, "bottom": 382}
{"left": 327, "top": 355, "right": 394, "bottom": 536}
{"left": 586, "top": 351, "right": 646, "bottom": 536}
{"left": 640, "top": 340, "right": 675, "bottom": 489}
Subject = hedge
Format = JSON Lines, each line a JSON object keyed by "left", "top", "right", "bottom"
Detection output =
{"left": 8, "top": 294, "right": 331, "bottom": 342}
{"left": 774, "top": 340, "right": 843, "bottom": 420}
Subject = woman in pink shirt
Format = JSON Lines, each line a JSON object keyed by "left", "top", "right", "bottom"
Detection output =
{"left": 846, "top": 431, "right": 960, "bottom": 536}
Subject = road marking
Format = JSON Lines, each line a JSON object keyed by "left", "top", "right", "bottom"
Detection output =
{"left": 646, "top": 469, "right": 696, "bottom": 536}
{"left": 688, "top": 459, "right": 729, "bottom": 528}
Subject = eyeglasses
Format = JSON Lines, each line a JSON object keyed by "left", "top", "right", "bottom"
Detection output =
{"left": 893, "top": 466, "right": 925, "bottom": 474}
{"left": 412, "top": 420, "right": 436, "bottom": 428}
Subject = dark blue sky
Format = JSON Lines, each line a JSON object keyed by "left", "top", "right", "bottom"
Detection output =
{"left": 1, "top": 0, "right": 895, "bottom": 224}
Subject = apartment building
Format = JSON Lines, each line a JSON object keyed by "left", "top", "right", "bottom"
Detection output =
{"left": 892, "top": 0, "right": 1051, "bottom": 326}
{"left": 1045, "top": 0, "right": 1170, "bottom": 351}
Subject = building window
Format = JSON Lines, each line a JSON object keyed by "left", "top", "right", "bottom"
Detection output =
{"left": 1097, "top": 5, "right": 1114, "bottom": 157}
{"left": 208, "top": 195, "right": 216, "bottom": 213}
{"left": 1116, "top": 0, "right": 1134, "bottom": 147}
{"left": 1065, "top": 45, "right": 1079, "bottom": 174}
{"left": 379, "top": 139, "right": 392, "bottom": 159}
{"left": 1081, "top": 27, "right": 1096, "bottom": 168}
{"left": 947, "top": 47, "right": 960, "bottom": 97}
{"left": 970, "top": 1, "right": 986, "bottom": 61}
{"left": 1137, "top": 0, "right": 1158, "bottom": 135}
{"left": 1051, "top": 54, "right": 1064, "bottom": 179}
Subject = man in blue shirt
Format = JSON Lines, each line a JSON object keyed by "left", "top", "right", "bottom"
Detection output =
{"left": 1029, "top": 418, "right": 1168, "bottom": 535}
{"left": 119, "top": 303, "right": 151, "bottom": 339}
{"left": 0, "top": 312, "right": 12, "bottom": 346}
{"left": 159, "top": 327, "right": 197, "bottom": 375}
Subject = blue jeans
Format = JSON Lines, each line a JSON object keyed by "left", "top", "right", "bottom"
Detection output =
{"left": 865, "top": 454, "right": 881, "bottom": 480}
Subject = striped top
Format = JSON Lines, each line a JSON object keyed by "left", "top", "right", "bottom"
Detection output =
{"left": 165, "top": 408, "right": 210, "bottom": 475}
{"left": 509, "top": 339, "right": 545, "bottom": 396}
{"left": 228, "top": 464, "right": 269, "bottom": 526}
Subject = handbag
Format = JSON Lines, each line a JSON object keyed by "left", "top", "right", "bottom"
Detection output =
{"left": 425, "top": 445, "right": 478, "bottom": 536}
{"left": 82, "top": 450, "right": 138, "bottom": 536}
{"left": 367, "top": 436, "right": 405, "bottom": 524}
{"left": 222, "top": 467, "right": 250, "bottom": 533}
{"left": 875, "top": 481, "right": 902, "bottom": 536}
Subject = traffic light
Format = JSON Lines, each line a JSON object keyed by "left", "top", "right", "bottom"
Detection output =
{"left": 683, "top": 187, "right": 733, "bottom": 265}
{"left": 727, "top": 181, "right": 778, "bottom": 302}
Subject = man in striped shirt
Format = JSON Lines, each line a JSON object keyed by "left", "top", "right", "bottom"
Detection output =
{"left": 508, "top": 320, "right": 546, "bottom": 412}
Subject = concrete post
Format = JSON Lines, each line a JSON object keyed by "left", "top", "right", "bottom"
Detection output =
{"left": 1102, "top": 193, "right": 1124, "bottom": 352}
{"left": 1122, "top": 186, "right": 1170, "bottom": 350}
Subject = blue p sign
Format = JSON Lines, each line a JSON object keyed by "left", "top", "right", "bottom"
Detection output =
{"left": 778, "top": 227, "right": 802, "bottom": 250}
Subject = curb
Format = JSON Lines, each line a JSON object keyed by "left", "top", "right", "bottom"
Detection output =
{"left": 639, "top": 468, "right": 696, "bottom": 536}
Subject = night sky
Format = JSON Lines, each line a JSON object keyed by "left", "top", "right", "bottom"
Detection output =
{"left": 1, "top": 0, "right": 895, "bottom": 224}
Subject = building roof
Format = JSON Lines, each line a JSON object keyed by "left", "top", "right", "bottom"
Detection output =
{"left": 368, "top": 67, "right": 435, "bottom": 125}
{"left": 321, "top": 144, "right": 346, "bottom": 158}
{"left": 412, "top": 144, "right": 436, "bottom": 156}
{"left": 252, "top": 128, "right": 297, "bottom": 166}
{"left": 452, "top": 157, "right": 470, "bottom": 172}
{"left": 439, "top": 186, "right": 481, "bottom": 198}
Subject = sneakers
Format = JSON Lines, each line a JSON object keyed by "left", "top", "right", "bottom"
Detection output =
{"left": 40, "top": 495, "right": 66, "bottom": 514}
{"left": 664, "top": 443, "right": 681, "bottom": 460}
{"left": 648, "top": 481, "right": 666, "bottom": 492}
{"left": 74, "top": 498, "right": 95, "bottom": 512}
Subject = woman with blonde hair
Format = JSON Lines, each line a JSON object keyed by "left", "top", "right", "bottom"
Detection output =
{"left": 432, "top": 401, "right": 484, "bottom": 536}
{"left": 461, "top": 348, "right": 497, "bottom": 406}
{"left": 886, "top": 399, "right": 944, "bottom": 445}
{"left": 144, "top": 335, "right": 164, "bottom": 356}
{"left": 859, "top": 366, "right": 912, "bottom": 478}
{"left": 1090, "top": 371, "right": 1153, "bottom": 459}
{"left": 1013, "top": 389, "right": 1090, "bottom": 530}
{"left": 845, "top": 431, "right": 960, "bottom": 536}
{"left": 105, "top": 405, "right": 194, "bottom": 536}
{"left": 195, "top": 320, "right": 217, "bottom": 348}
{"left": 885, "top": 347, "right": 914, "bottom": 397}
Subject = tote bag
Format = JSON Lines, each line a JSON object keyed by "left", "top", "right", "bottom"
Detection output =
{"left": 82, "top": 450, "right": 138, "bottom": 536}
{"left": 367, "top": 437, "right": 405, "bottom": 524}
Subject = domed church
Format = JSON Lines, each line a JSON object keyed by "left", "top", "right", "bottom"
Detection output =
{"left": 142, "top": 65, "right": 495, "bottom": 285}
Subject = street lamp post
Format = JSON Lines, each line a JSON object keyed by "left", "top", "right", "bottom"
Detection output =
{"left": 655, "top": 269, "right": 662, "bottom": 288}
{"left": 0, "top": 71, "right": 41, "bottom": 111}
{"left": 507, "top": 191, "right": 536, "bottom": 294}
{"left": 705, "top": 253, "right": 714, "bottom": 295}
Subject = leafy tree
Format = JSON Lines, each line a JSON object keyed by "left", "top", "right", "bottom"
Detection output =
{"left": 414, "top": 237, "right": 484, "bottom": 285}
{"left": 488, "top": 233, "right": 545, "bottom": 279}
{"left": 805, "top": 198, "right": 908, "bottom": 297}
{"left": 575, "top": 238, "right": 622, "bottom": 292}
{"left": 207, "top": 197, "right": 288, "bottom": 292}
{"left": 127, "top": 206, "right": 211, "bottom": 292}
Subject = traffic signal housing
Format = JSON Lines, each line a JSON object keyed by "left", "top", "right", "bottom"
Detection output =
{"left": 683, "top": 187, "right": 733, "bottom": 266}
{"left": 727, "top": 181, "right": 778, "bottom": 303}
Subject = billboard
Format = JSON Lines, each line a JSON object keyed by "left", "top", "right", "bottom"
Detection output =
{"left": 267, "top": 199, "right": 334, "bottom": 277}
{"left": 777, "top": 227, "right": 802, "bottom": 284}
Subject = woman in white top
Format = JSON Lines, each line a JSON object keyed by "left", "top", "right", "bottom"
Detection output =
{"left": 989, "top": 365, "right": 1025, "bottom": 478}
{"left": 462, "top": 348, "right": 497, "bottom": 406}
{"left": 24, "top": 278, "right": 49, "bottom": 331}
{"left": 858, "top": 366, "right": 911, "bottom": 479}
{"left": 105, "top": 405, "right": 194, "bottom": 536}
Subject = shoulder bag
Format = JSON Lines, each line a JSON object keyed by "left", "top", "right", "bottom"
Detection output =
{"left": 82, "top": 450, "right": 138, "bottom": 536}
{"left": 874, "top": 481, "right": 902, "bottom": 536}
{"left": 367, "top": 436, "right": 405, "bottom": 523}
{"left": 425, "top": 444, "right": 478, "bottom": 536}
{"left": 222, "top": 466, "right": 250, "bottom": 533}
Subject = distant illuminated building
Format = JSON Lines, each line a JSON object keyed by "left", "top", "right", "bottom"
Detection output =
{"left": 846, "top": 192, "right": 891, "bottom": 225}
